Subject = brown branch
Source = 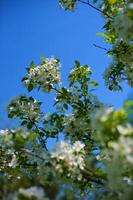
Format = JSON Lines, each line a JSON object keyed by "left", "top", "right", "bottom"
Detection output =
{"left": 77, "top": 0, "right": 112, "bottom": 19}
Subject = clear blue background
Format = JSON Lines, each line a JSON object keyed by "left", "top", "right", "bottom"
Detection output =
{"left": 0, "top": 0, "right": 132, "bottom": 129}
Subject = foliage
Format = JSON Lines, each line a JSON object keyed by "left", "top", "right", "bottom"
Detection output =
{"left": 59, "top": 0, "right": 133, "bottom": 90}
{"left": 0, "top": 1, "right": 133, "bottom": 200}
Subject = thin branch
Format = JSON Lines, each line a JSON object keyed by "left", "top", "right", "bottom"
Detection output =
{"left": 22, "top": 148, "right": 46, "bottom": 162}
{"left": 52, "top": 87, "right": 65, "bottom": 96}
{"left": 20, "top": 116, "right": 48, "bottom": 151}
{"left": 81, "top": 169, "right": 104, "bottom": 185}
{"left": 77, "top": 0, "right": 112, "bottom": 19}
{"left": 93, "top": 43, "right": 110, "bottom": 52}
{"left": 28, "top": 118, "right": 48, "bottom": 151}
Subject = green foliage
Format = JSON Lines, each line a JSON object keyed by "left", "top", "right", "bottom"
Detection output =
{"left": 59, "top": 0, "right": 133, "bottom": 90}
{"left": 0, "top": 1, "right": 133, "bottom": 200}
{"left": 22, "top": 57, "right": 61, "bottom": 93}
{"left": 59, "top": 0, "right": 76, "bottom": 10}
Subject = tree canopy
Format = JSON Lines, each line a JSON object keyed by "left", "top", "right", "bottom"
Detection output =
{"left": 0, "top": 1, "right": 133, "bottom": 200}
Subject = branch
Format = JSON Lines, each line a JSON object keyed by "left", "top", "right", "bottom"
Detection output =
{"left": 77, "top": 0, "right": 112, "bottom": 19}
{"left": 81, "top": 169, "right": 105, "bottom": 185}
{"left": 25, "top": 117, "right": 48, "bottom": 151}
{"left": 22, "top": 148, "right": 46, "bottom": 162}
{"left": 93, "top": 43, "right": 110, "bottom": 52}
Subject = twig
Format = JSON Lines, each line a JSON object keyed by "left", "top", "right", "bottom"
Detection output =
{"left": 93, "top": 43, "right": 110, "bottom": 52}
{"left": 22, "top": 148, "right": 46, "bottom": 162}
{"left": 81, "top": 169, "right": 105, "bottom": 185}
{"left": 26, "top": 117, "right": 48, "bottom": 151}
{"left": 77, "top": 0, "right": 112, "bottom": 19}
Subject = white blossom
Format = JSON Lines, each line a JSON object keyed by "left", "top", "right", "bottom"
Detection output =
{"left": 117, "top": 124, "right": 133, "bottom": 135}
{"left": 100, "top": 107, "right": 114, "bottom": 122}
{"left": 19, "top": 186, "right": 48, "bottom": 200}
{"left": 51, "top": 140, "right": 85, "bottom": 180}
{"left": 23, "top": 57, "right": 61, "bottom": 92}
{"left": 113, "top": 12, "right": 133, "bottom": 42}
{"left": 9, "top": 154, "right": 18, "bottom": 168}
{"left": 73, "top": 141, "right": 85, "bottom": 152}
{"left": 0, "top": 129, "right": 9, "bottom": 136}
{"left": 8, "top": 96, "right": 42, "bottom": 122}
{"left": 0, "top": 129, "right": 13, "bottom": 146}
{"left": 113, "top": 136, "right": 133, "bottom": 165}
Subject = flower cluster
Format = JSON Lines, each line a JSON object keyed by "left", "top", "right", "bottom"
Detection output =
{"left": 51, "top": 141, "right": 85, "bottom": 181}
{"left": 22, "top": 57, "right": 61, "bottom": 92}
{"left": 8, "top": 154, "right": 18, "bottom": 168}
{"left": 0, "top": 128, "right": 37, "bottom": 171}
{"left": 113, "top": 136, "right": 133, "bottom": 165}
{"left": 18, "top": 186, "right": 49, "bottom": 200}
{"left": 0, "top": 130, "right": 18, "bottom": 171}
{"left": 113, "top": 123, "right": 133, "bottom": 165}
{"left": 5, "top": 186, "right": 49, "bottom": 200}
{"left": 0, "top": 129, "right": 13, "bottom": 147}
{"left": 69, "top": 61, "right": 92, "bottom": 86}
{"left": 113, "top": 4, "right": 133, "bottom": 42}
{"left": 7, "top": 95, "right": 42, "bottom": 124}
{"left": 95, "top": 0, "right": 133, "bottom": 90}
{"left": 103, "top": 39, "right": 133, "bottom": 90}
{"left": 91, "top": 105, "right": 133, "bottom": 147}
{"left": 117, "top": 124, "right": 133, "bottom": 136}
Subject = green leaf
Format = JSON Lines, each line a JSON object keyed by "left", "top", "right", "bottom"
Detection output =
{"left": 30, "top": 61, "right": 35, "bottom": 69}
{"left": 90, "top": 81, "right": 99, "bottom": 86}
{"left": 96, "top": 32, "right": 108, "bottom": 38}
{"left": 21, "top": 77, "right": 28, "bottom": 82}
{"left": 75, "top": 60, "right": 80, "bottom": 68}
{"left": 63, "top": 103, "right": 68, "bottom": 110}
{"left": 124, "top": 101, "right": 133, "bottom": 107}
{"left": 21, "top": 120, "right": 28, "bottom": 126}
{"left": 27, "top": 122, "right": 33, "bottom": 129}
{"left": 40, "top": 55, "right": 46, "bottom": 62}
{"left": 28, "top": 84, "right": 33, "bottom": 92}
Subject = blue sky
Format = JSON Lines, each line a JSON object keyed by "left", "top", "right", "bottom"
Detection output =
{"left": 0, "top": 0, "right": 132, "bottom": 129}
